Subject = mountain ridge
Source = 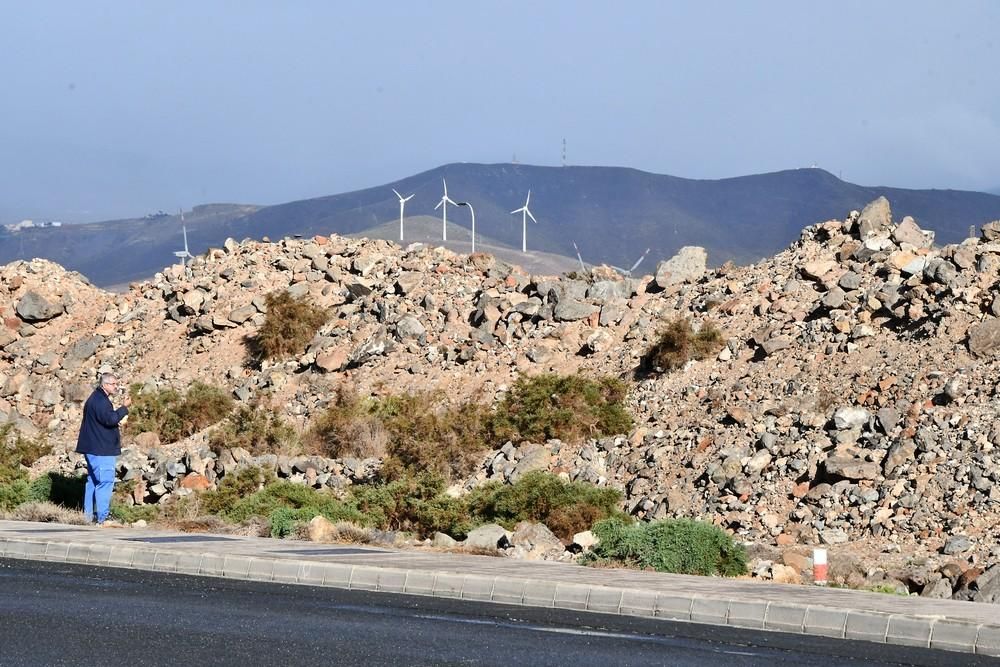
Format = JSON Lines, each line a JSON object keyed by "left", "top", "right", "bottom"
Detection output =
{"left": 3, "top": 163, "right": 1000, "bottom": 287}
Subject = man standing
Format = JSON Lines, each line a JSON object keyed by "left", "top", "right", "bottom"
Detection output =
{"left": 76, "top": 373, "right": 131, "bottom": 524}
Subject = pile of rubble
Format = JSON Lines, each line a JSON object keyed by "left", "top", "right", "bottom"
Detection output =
{"left": 4, "top": 197, "right": 1000, "bottom": 600}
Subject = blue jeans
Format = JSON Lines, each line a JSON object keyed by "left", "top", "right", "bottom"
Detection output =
{"left": 83, "top": 454, "right": 116, "bottom": 523}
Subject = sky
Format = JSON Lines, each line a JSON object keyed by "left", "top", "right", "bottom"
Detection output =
{"left": 1, "top": 1, "right": 998, "bottom": 223}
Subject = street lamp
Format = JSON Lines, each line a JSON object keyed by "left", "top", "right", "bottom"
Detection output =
{"left": 456, "top": 201, "right": 476, "bottom": 254}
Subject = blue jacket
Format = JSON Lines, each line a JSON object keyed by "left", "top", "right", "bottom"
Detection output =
{"left": 75, "top": 388, "right": 129, "bottom": 456}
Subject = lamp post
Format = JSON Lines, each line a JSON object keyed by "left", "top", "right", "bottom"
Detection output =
{"left": 457, "top": 201, "right": 476, "bottom": 254}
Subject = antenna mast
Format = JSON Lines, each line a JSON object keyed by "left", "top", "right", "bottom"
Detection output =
{"left": 562, "top": 138, "right": 567, "bottom": 167}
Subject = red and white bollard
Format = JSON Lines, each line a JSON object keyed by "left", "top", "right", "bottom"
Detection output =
{"left": 813, "top": 548, "right": 828, "bottom": 586}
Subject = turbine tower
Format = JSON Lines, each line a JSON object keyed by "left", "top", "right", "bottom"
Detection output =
{"left": 611, "top": 248, "right": 651, "bottom": 278}
{"left": 172, "top": 210, "right": 193, "bottom": 268}
{"left": 434, "top": 179, "right": 456, "bottom": 241}
{"left": 392, "top": 188, "right": 415, "bottom": 241}
{"left": 510, "top": 190, "right": 537, "bottom": 253}
{"left": 572, "top": 241, "right": 587, "bottom": 275}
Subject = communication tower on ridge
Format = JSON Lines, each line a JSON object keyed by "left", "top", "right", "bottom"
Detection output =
{"left": 562, "top": 138, "right": 567, "bottom": 166}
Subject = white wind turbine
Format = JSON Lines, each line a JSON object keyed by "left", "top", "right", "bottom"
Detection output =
{"left": 434, "top": 179, "right": 457, "bottom": 241}
{"left": 391, "top": 188, "right": 415, "bottom": 241}
{"left": 572, "top": 241, "right": 588, "bottom": 276}
{"left": 510, "top": 190, "right": 537, "bottom": 253}
{"left": 611, "top": 248, "right": 651, "bottom": 277}
{"left": 173, "top": 210, "right": 193, "bottom": 268}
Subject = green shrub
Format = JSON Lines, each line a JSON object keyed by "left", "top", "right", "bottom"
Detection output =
{"left": 200, "top": 466, "right": 277, "bottom": 516}
{"left": 249, "top": 291, "right": 329, "bottom": 360}
{"left": 466, "top": 471, "right": 625, "bottom": 541}
{"left": 642, "top": 318, "right": 725, "bottom": 373}
{"left": 348, "top": 472, "right": 471, "bottom": 538}
{"left": 0, "top": 478, "right": 30, "bottom": 512}
{"left": 0, "top": 423, "right": 52, "bottom": 511}
{"left": 487, "top": 374, "right": 632, "bottom": 445}
{"left": 127, "top": 381, "right": 234, "bottom": 444}
{"left": 209, "top": 404, "right": 300, "bottom": 456}
{"left": 583, "top": 517, "right": 748, "bottom": 577}
{"left": 221, "top": 480, "right": 364, "bottom": 527}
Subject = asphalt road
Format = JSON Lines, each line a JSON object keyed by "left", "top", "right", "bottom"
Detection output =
{"left": 0, "top": 559, "right": 994, "bottom": 667}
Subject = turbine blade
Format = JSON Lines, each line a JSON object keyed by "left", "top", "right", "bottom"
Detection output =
{"left": 392, "top": 188, "right": 402, "bottom": 199}
{"left": 434, "top": 200, "right": 443, "bottom": 210}
{"left": 525, "top": 190, "right": 531, "bottom": 207}
{"left": 629, "top": 248, "right": 651, "bottom": 273}
{"left": 510, "top": 207, "right": 523, "bottom": 215}
{"left": 526, "top": 209, "right": 537, "bottom": 224}
{"left": 403, "top": 194, "right": 415, "bottom": 202}
{"left": 442, "top": 179, "right": 448, "bottom": 196}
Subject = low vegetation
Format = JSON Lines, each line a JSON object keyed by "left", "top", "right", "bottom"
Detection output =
{"left": 209, "top": 403, "right": 300, "bottom": 456}
{"left": 127, "top": 381, "right": 234, "bottom": 444}
{"left": 641, "top": 318, "right": 725, "bottom": 373}
{"left": 248, "top": 291, "right": 329, "bottom": 360}
{"left": 308, "top": 388, "right": 490, "bottom": 481}
{"left": 0, "top": 423, "right": 51, "bottom": 511}
{"left": 582, "top": 517, "right": 748, "bottom": 577}
{"left": 466, "top": 470, "right": 626, "bottom": 541}
{"left": 487, "top": 374, "right": 632, "bottom": 445}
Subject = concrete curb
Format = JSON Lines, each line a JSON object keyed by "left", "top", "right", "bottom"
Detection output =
{"left": 2, "top": 534, "right": 997, "bottom": 657}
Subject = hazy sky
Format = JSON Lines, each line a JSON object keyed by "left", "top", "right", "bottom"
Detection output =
{"left": 2, "top": 1, "right": 998, "bottom": 223}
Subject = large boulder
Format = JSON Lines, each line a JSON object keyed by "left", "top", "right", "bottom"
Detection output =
{"left": 857, "top": 197, "right": 892, "bottom": 238}
{"left": 15, "top": 291, "right": 62, "bottom": 322}
{"left": 654, "top": 247, "right": 707, "bottom": 288}
{"left": 463, "top": 523, "right": 512, "bottom": 550}
{"left": 968, "top": 320, "right": 1000, "bottom": 357}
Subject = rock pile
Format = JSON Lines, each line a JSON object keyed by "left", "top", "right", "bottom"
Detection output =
{"left": 5, "top": 197, "right": 1000, "bottom": 599}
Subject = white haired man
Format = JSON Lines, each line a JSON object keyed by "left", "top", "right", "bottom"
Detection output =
{"left": 75, "top": 373, "right": 131, "bottom": 524}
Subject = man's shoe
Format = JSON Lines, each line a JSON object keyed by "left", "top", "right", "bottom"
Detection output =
{"left": 97, "top": 519, "right": 124, "bottom": 528}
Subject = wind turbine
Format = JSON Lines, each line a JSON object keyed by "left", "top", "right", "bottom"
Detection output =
{"left": 611, "top": 248, "right": 651, "bottom": 277}
{"left": 510, "top": 190, "right": 537, "bottom": 253}
{"left": 572, "top": 241, "right": 588, "bottom": 276}
{"left": 173, "top": 210, "right": 193, "bottom": 268}
{"left": 391, "top": 188, "right": 415, "bottom": 241}
{"left": 433, "top": 179, "right": 457, "bottom": 241}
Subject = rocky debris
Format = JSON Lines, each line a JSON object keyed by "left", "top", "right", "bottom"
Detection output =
{"left": 6, "top": 196, "right": 1000, "bottom": 599}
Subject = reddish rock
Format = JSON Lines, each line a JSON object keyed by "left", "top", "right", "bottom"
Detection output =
{"left": 178, "top": 473, "right": 212, "bottom": 491}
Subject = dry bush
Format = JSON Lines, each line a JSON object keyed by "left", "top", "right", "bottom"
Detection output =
{"left": 377, "top": 393, "right": 491, "bottom": 481}
{"left": 293, "top": 520, "right": 374, "bottom": 544}
{"left": 249, "top": 291, "right": 329, "bottom": 360}
{"left": 487, "top": 374, "right": 632, "bottom": 446}
{"left": 6, "top": 501, "right": 88, "bottom": 525}
{"left": 305, "top": 388, "right": 388, "bottom": 459}
{"left": 209, "top": 403, "right": 301, "bottom": 456}
{"left": 126, "top": 381, "right": 234, "bottom": 444}
{"left": 642, "top": 318, "right": 725, "bottom": 373}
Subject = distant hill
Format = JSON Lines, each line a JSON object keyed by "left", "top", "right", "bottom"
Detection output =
{"left": 215, "top": 163, "right": 1000, "bottom": 269}
{"left": 4, "top": 163, "right": 1000, "bottom": 287}
{"left": 0, "top": 204, "right": 258, "bottom": 286}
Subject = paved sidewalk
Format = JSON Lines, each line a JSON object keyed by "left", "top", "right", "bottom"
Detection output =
{"left": 2, "top": 520, "right": 998, "bottom": 657}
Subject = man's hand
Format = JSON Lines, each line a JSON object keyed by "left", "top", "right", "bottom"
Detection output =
{"left": 122, "top": 394, "right": 132, "bottom": 408}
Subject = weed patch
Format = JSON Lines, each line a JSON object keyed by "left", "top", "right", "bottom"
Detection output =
{"left": 582, "top": 517, "right": 748, "bottom": 576}
{"left": 487, "top": 374, "right": 632, "bottom": 445}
